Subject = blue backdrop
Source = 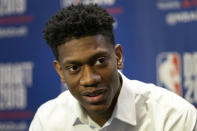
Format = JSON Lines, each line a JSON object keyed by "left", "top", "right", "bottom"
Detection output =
{"left": 0, "top": 0, "right": 197, "bottom": 130}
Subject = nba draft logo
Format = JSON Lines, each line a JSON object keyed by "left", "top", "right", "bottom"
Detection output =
{"left": 157, "top": 52, "right": 197, "bottom": 106}
{"left": 157, "top": 52, "right": 182, "bottom": 95}
{"left": 156, "top": 0, "right": 197, "bottom": 26}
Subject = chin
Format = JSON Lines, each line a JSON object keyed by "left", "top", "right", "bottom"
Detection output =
{"left": 84, "top": 103, "right": 109, "bottom": 114}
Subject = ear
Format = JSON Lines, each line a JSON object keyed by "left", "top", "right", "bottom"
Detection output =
{"left": 114, "top": 44, "right": 123, "bottom": 69}
{"left": 53, "top": 60, "right": 65, "bottom": 83}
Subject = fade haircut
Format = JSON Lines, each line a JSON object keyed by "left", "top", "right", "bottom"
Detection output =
{"left": 43, "top": 4, "right": 115, "bottom": 60}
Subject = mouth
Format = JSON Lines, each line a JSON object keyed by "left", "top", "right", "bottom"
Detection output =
{"left": 81, "top": 88, "right": 107, "bottom": 103}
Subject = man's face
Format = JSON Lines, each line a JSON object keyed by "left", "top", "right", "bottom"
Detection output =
{"left": 54, "top": 35, "right": 123, "bottom": 115}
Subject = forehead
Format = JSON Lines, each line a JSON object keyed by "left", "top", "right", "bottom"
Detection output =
{"left": 57, "top": 35, "right": 114, "bottom": 64}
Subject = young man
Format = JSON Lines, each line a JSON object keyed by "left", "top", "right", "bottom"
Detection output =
{"left": 29, "top": 4, "right": 197, "bottom": 131}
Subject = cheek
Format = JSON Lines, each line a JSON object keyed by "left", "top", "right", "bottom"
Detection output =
{"left": 63, "top": 72, "right": 80, "bottom": 95}
{"left": 66, "top": 84, "right": 81, "bottom": 100}
{"left": 100, "top": 63, "right": 119, "bottom": 86}
{"left": 63, "top": 70, "right": 79, "bottom": 85}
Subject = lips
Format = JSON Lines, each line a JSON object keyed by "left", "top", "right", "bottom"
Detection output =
{"left": 81, "top": 88, "right": 106, "bottom": 103}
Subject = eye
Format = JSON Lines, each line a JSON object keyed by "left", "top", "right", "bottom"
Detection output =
{"left": 66, "top": 65, "right": 80, "bottom": 73}
{"left": 95, "top": 57, "right": 106, "bottom": 65}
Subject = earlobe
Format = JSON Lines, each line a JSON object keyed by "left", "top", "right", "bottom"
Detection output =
{"left": 53, "top": 60, "right": 65, "bottom": 83}
{"left": 117, "top": 62, "right": 123, "bottom": 69}
{"left": 115, "top": 44, "right": 123, "bottom": 69}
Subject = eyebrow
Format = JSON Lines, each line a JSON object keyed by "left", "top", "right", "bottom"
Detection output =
{"left": 62, "top": 51, "right": 110, "bottom": 66}
{"left": 90, "top": 52, "right": 109, "bottom": 60}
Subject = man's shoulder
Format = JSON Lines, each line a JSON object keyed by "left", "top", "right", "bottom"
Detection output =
{"left": 34, "top": 90, "right": 78, "bottom": 123}
{"left": 37, "top": 90, "right": 76, "bottom": 115}
{"left": 124, "top": 79, "right": 197, "bottom": 130}
{"left": 29, "top": 90, "right": 78, "bottom": 130}
{"left": 126, "top": 79, "right": 195, "bottom": 111}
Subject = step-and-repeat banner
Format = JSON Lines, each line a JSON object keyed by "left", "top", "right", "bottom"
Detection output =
{"left": 0, "top": 0, "right": 197, "bottom": 130}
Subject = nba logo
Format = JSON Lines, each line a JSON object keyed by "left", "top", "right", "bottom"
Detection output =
{"left": 156, "top": 52, "right": 182, "bottom": 96}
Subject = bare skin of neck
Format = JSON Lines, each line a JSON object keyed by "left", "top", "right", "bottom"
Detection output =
{"left": 87, "top": 95, "right": 118, "bottom": 126}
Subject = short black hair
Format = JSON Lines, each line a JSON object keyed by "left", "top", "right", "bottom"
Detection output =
{"left": 43, "top": 4, "right": 115, "bottom": 60}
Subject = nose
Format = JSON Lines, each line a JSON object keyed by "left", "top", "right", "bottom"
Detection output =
{"left": 80, "top": 65, "right": 101, "bottom": 87}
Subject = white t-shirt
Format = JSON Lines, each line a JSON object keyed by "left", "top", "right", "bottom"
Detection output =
{"left": 29, "top": 73, "right": 197, "bottom": 131}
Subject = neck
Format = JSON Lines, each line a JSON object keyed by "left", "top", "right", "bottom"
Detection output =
{"left": 88, "top": 110, "right": 112, "bottom": 126}
{"left": 88, "top": 95, "right": 118, "bottom": 126}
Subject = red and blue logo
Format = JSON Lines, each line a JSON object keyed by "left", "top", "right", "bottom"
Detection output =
{"left": 157, "top": 52, "right": 182, "bottom": 95}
